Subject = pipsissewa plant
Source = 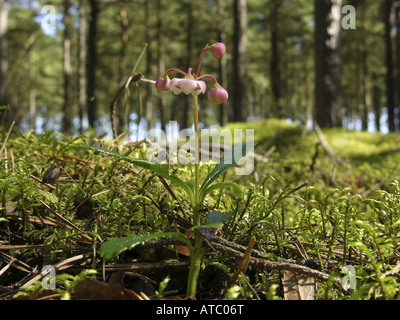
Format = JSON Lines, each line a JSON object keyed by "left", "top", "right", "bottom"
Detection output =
{"left": 71, "top": 43, "right": 254, "bottom": 298}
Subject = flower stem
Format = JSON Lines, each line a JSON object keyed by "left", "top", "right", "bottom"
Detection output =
{"left": 186, "top": 233, "right": 203, "bottom": 298}
{"left": 185, "top": 95, "right": 203, "bottom": 299}
{"left": 193, "top": 95, "right": 200, "bottom": 222}
{"left": 195, "top": 45, "right": 210, "bottom": 77}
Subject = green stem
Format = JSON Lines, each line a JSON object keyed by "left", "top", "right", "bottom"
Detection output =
{"left": 186, "top": 95, "right": 203, "bottom": 298}
{"left": 193, "top": 95, "right": 201, "bottom": 225}
{"left": 186, "top": 233, "right": 203, "bottom": 298}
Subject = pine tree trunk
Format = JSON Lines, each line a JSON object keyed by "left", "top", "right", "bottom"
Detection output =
{"left": 117, "top": 0, "right": 128, "bottom": 135}
{"left": 217, "top": 0, "right": 228, "bottom": 126}
{"left": 78, "top": 0, "right": 86, "bottom": 134}
{"left": 270, "top": 0, "right": 282, "bottom": 117}
{"left": 384, "top": 0, "right": 396, "bottom": 132}
{"left": 87, "top": 0, "right": 99, "bottom": 129}
{"left": 62, "top": 0, "right": 72, "bottom": 134}
{"left": 314, "top": 0, "right": 342, "bottom": 128}
{"left": 232, "top": 0, "right": 247, "bottom": 122}
{"left": 156, "top": 0, "right": 166, "bottom": 131}
{"left": 0, "top": 0, "right": 8, "bottom": 108}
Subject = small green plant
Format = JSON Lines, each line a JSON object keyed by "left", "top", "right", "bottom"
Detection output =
{"left": 71, "top": 43, "right": 255, "bottom": 298}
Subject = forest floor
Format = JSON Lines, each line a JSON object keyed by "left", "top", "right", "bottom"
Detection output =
{"left": 1, "top": 118, "right": 400, "bottom": 300}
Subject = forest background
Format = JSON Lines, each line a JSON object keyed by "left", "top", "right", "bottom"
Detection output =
{"left": 0, "top": 0, "right": 398, "bottom": 138}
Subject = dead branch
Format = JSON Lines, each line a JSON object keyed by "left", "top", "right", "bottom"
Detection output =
{"left": 313, "top": 121, "right": 346, "bottom": 185}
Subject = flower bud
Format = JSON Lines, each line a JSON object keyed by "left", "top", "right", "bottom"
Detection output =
{"left": 155, "top": 76, "right": 171, "bottom": 91}
{"left": 208, "top": 86, "right": 228, "bottom": 104}
{"left": 211, "top": 43, "right": 226, "bottom": 59}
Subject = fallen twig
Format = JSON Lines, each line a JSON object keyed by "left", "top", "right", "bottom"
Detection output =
{"left": 210, "top": 239, "right": 342, "bottom": 288}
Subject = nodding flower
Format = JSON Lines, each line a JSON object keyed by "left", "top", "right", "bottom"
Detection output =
{"left": 155, "top": 43, "right": 228, "bottom": 104}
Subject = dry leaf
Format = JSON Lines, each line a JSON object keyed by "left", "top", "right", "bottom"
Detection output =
{"left": 282, "top": 271, "right": 317, "bottom": 300}
{"left": 72, "top": 272, "right": 142, "bottom": 300}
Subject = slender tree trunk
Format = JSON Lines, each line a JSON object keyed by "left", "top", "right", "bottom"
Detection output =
{"left": 384, "top": 0, "right": 396, "bottom": 132}
{"left": 217, "top": 0, "right": 228, "bottom": 126}
{"left": 180, "top": 1, "right": 192, "bottom": 130}
{"left": 396, "top": 6, "right": 400, "bottom": 124}
{"left": 27, "top": 34, "right": 36, "bottom": 131}
{"left": 78, "top": 0, "right": 86, "bottom": 134}
{"left": 62, "top": 0, "right": 72, "bottom": 135}
{"left": 270, "top": 0, "right": 282, "bottom": 117}
{"left": 372, "top": 72, "right": 381, "bottom": 132}
{"left": 314, "top": 0, "right": 342, "bottom": 128}
{"left": 156, "top": 0, "right": 166, "bottom": 131}
{"left": 117, "top": 0, "right": 128, "bottom": 134}
{"left": 360, "top": 4, "right": 370, "bottom": 131}
{"left": 0, "top": 0, "right": 8, "bottom": 108}
{"left": 87, "top": 0, "right": 99, "bottom": 129}
{"left": 232, "top": 0, "right": 247, "bottom": 122}
{"left": 144, "top": 0, "right": 154, "bottom": 131}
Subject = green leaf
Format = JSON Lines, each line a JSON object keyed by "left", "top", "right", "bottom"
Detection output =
{"left": 100, "top": 232, "right": 192, "bottom": 260}
{"left": 200, "top": 143, "right": 255, "bottom": 195}
{"left": 69, "top": 144, "right": 195, "bottom": 205}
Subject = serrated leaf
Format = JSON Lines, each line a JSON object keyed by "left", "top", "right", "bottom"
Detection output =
{"left": 100, "top": 232, "right": 192, "bottom": 260}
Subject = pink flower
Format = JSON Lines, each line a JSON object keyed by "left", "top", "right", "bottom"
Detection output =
{"left": 170, "top": 78, "right": 206, "bottom": 96}
{"left": 208, "top": 86, "right": 228, "bottom": 104}
{"left": 169, "top": 78, "right": 182, "bottom": 94}
{"left": 211, "top": 43, "right": 226, "bottom": 59}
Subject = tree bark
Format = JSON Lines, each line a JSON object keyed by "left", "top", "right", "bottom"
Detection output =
{"left": 78, "top": 0, "right": 86, "bottom": 134}
{"left": 156, "top": 0, "right": 166, "bottom": 131}
{"left": 62, "top": 0, "right": 72, "bottom": 135}
{"left": 314, "top": 0, "right": 342, "bottom": 128}
{"left": 384, "top": 0, "right": 396, "bottom": 132}
{"left": 270, "top": 0, "right": 282, "bottom": 117}
{"left": 27, "top": 34, "right": 36, "bottom": 131}
{"left": 0, "top": 0, "right": 8, "bottom": 108}
{"left": 180, "top": 1, "right": 192, "bottom": 130}
{"left": 87, "top": 0, "right": 99, "bottom": 129}
{"left": 217, "top": 0, "right": 228, "bottom": 126}
{"left": 117, "top": 0, "right": 129, "bottom": 134}
{"left": 232, "top": 0, "right": 247, "bottom": 122}
{"left": 144, "top": 0, "right": 155, "bottom": 131}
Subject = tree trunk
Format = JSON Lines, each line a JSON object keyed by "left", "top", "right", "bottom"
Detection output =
{"left": 145, "top": 0, "right": 155, "bottom": 131}
{"left": 156, "top": 0, "right": 166, "bottom": 131}
{"left": 384, "top": 0, "right": 396, "bottom": 132}
{"left": 396, "top": 5, "right": 400, "bottom": 125}
{"left": 232, "top": 0, "right": 247, "bottom": 122}
{"left": 62, "top": 0, "right": 72, "bottom": 135}
{"left": 180, "top": 1, "right": 192, "bottom": 130}
{"left": 0, "top": 0, "right": 8, "bottom": 108}
{"left": 217, "top": 0, "right": 228, "bottom": 126}
{"left": 270, "top": 0, "right": 282, "bottom": 117}
{"left": 314, "top": 0, "right": 342, "bottom": 128}
{"left": 117, "top": 0, "right": 128, "bottom": 134}
{"left": 27, "top": 34, "right": 36, "bottom": 131}
{"left": 87, "top": 0, "right": 99, "bottom": 129}
{"left": 78, "top": 0, "right": 86, "bottom": 134}
{"left": 372, "top": 72, "right": 381, "bottom": 132}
